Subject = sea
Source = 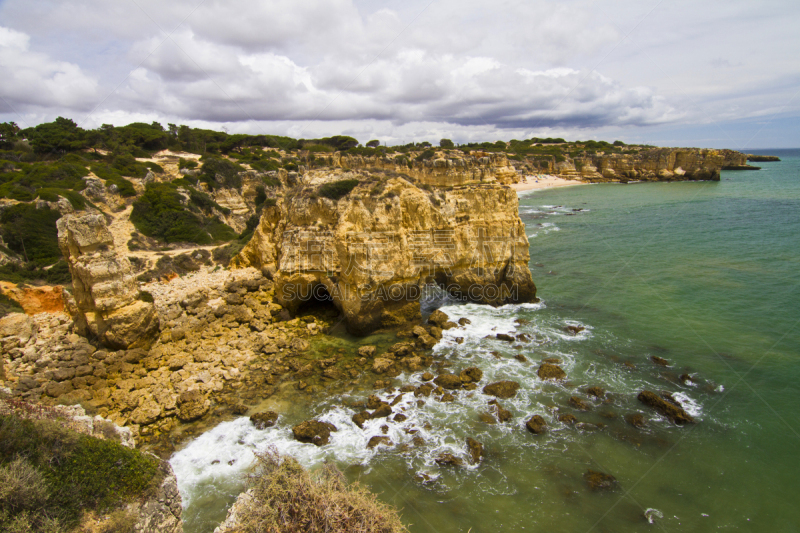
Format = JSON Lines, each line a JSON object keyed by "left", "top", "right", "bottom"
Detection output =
{"left": 170, "top": 149, "right": 800, "bottom": 532}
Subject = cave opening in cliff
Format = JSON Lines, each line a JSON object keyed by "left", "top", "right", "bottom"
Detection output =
{"left": 295, "top": 284, "right": 339, "bottom": 320}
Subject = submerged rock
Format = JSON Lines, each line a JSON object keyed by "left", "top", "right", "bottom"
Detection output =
{"left": 435, "top": 453, "right": 464, "bottom": 467}
{"left": 651, "top": 356, "right": 669, "bottom": 366}
{"left": 370, "top": 404, "right": 393, "bottom": 419}
{"left": 292, "top": 420, "right": 337, "bottom": 446}
{"left": 563, "top": 325, "right": 585, "bottom": 335}
{"left": 625, "top": 413, "right": 647, "bottom": 429}
{"left": 586, "top": 386, "right": 605, "bottom": 398}
{"left": 637, "top": 390, "right": 693, "bottom": 425}
{"left": 483, "top": 380, "right": 520, "bottom": 399}
{"left": 569, "top": 396, "right": 591, "bottom": 411}
{"left": 526, "top": 415, "right": 548, "bottom": 434}
{"left": 250, "top": 411, "right": 278, "bottom": 429}
{"left": 352, "top": 411, "right": 370, "bottom": 429}
{"left": 537, "top": 363, "right": 566, "bottom": 381}
{"left": 584, "top": 470, "right": 617, "bottom": 491}
{"left": 496, "top": 333, "right": 515, "bottom": 342}
{"left": 558, "top": 413, "right": 577, "bottom": 425}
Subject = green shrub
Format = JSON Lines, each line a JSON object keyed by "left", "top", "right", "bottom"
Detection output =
{"left": 199, "top": 156, "right": 244, "bottom": 190}
{"left": 131, "top": 183, "right": 236, "bottom": 244}
{"left": 0, "top": 293, "right": 24, "bottom": 318}
{"left": 415, "top": 149, "right": 436, "bottom": 161}
{"left": 318, "top": 179, "right": 359, "bottom": 201}
{"left": 188, "top": 188, "right": 231, "bottom": 215}
{"left": 0, "top": 414, "right": 162, "bottom": 531}
{"left": 0, "top": 204, "right": 62, "bottom": 265}
{"left": 35, "top": 188, "right": 87, "bottom": 209}
{"left": 178, "top": 158, "right": 198, "bottom": 170}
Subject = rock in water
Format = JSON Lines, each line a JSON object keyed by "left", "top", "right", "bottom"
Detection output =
{"left": 651, "top": 356, "right": 669, "bottom": 366}
{"left": 250, "top": 411, "right": 278, "bottom": 429}
{"left": 435, "top": 453, "right": 464, "bottom": 467}
{"left": 637, "top": 390, "right": 694, "bottom": 424}
{"left": 537, "top": 363, "right": 566, "bottom": 381}
{"left": 466, "top": 437, "right": 484, "bottom": 464}
{"left": 584, "top": 470, "right": 617, "bottom": 491}
{"left": 367, "top": 436, "right": 392, "bottom": 449}
{"left": 526, "top": 415, "right": 548, "bottom": 434}
{"left": 57, "top": 213, "right": 159, "bottom": 349}
{"left": 459, "top": 367, "right": 483, "bottom": 383}
{"left": 558, "top": 413, "right": 577, "bottom": 424}
{"left": 434, "top": 373, "right": 463, "bottom": 390}
{"left": 483, "top": 381, "right": 520, "bottom": 399}
{"left": 569, "top": 396, "right": 591, "bottom": 411}
{"left": 586, "top": 386, "right": 605, "bottom": 398}
{"left": 625, "top": 413, "right": 647, "bottom": 428}
{"left": 292, "top": 420, "right": 337, "bottom": 446}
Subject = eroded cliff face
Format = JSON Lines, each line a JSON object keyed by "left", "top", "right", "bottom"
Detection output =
{"left": 57, "top": 213, "right": 160, "bottom": 349}
{"left": 233, "top": 175, "right": 536, "bottom": 335}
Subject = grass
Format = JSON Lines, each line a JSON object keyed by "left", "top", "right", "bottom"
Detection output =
{"left": 235, "top": 449, "right": 407, "bottom": 533}
{"left": 0, "top": 413, "right": 162, "bottom": 532}
{"left": 0, "top": 260, "right": 71, "bottom": 285}
{"left": 0, "top": 292, "right": 24, "bottom": 318}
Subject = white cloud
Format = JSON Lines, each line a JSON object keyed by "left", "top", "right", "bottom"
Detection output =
{"left": 0, "top": 26, "right": 98, "bottom": 115}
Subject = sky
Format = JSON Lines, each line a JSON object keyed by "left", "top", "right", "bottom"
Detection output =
{"left": 0, "top": 0, "right": 798, "bottom": 149}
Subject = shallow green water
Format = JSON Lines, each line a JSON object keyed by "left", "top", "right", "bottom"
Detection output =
{"left": 172, "top": 150, "right": 800, "bottom": 532}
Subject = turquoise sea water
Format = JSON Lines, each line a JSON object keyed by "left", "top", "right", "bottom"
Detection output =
{"left": 172, "top": 150, "right": 800, "bottom": 532}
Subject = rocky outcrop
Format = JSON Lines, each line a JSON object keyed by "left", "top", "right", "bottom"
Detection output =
{"left": 57, "top": 213, "right": 159, "bottom": 349}
{"left": 133, "top": 460, "right": 183, "bottom": 533}
{"left": 233, "top": 176, "right": 536, "bottom": 335}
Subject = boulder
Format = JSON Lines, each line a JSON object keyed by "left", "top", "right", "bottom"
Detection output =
{"left": 482, "top": 380, "right": 520, "bottom": 399}
{"left": 496, "top": 333, "right": 515, "bottom": 342}
{"left": 250, "top": 411, "right": 279, "bottom": 429}
{"left": 525, "top": 415, "right": 548, "bottom": 434}
{"left": 0, "top": 313, "right": 34, "bottom": 341}
{"left": 352, "top": 411, "right": 370, "bottom": 429}
{"left": 494, "top": 402, "right": 512, "bottom": 422}
{"left": 357, "top": 345, "right": 377, "bottom": 358}
{"left": 563, "top": 325, "right": 585, "bottom": 335}
{"left": 457, "top": 317, "right": 471, "bottom": 326}
{"left": 292, "top": 420, "right": 337, "bottom": 446}
{"left": 459, "top": 367, "right": 483, "bottom": 383}
{"left": 637, "top": 390, "right": 693, "bottom": 424}
{"left": 366, "top": 394, "right": 384, "bottom": 409}
{"left": 367, "top": 436, "right": 392, "bottom": 449}
{"left": 372, "top": 358, "right": 395, "bottom": 374}
{"left": 434, "top": 373, "right": 463, "bottom": 390}
{"left": 427, "top": 310, "right": 450, "bottom": 328}
{"left": 370, "top": 404, "right": 392, "bottom": 419}
{"left": 514, "top": 354, "right": 528, "bottom": 363}
{"left": 421, "top": 372, "right": 434, "bottom": 381}
{"left": 466, "top": 437, "right": 484, "bottom": 464}
{"left": 177, "top": 390, "right": 210, "bottom": 422}
{"left": 537, "top": 363, "right": 566, "bottom": 381}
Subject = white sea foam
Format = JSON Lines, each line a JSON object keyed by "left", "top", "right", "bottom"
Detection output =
{"left": 673, "top": 392, "right": 703, "bottom": 417}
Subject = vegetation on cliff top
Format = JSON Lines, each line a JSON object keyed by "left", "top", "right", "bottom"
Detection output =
{"left": 0, "top": 412, "right": 162, "bottom": 532}
{"left": 233, "top": 450, "right": 407, "bottom": 533}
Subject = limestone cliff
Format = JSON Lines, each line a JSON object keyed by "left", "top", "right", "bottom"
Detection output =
{"left": 57, "top": 213, "right": 159, "bottom": 349}
{"left": 233, "top": 174, "right": 536, "bottom": 335}
{"left": 510, "top": 147, "right": 751, "bottom": 182}
{"left": 330, "top": 151, "right": 520, "bottom": 187}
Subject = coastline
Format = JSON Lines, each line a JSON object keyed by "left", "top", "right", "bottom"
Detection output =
{"left": 510, "top": 174, "right": 586, "bottom": 192}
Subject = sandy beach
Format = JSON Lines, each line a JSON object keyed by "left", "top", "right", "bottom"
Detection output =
{"left": 510, "top": 174, "right": 585, "bottom": 192}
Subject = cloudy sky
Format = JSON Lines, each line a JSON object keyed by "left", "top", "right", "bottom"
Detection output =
{"left": 1, "top": 0, "right": 798, "bottom": 148}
